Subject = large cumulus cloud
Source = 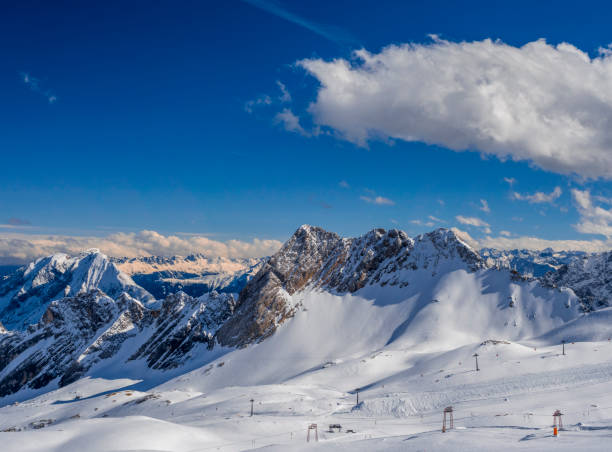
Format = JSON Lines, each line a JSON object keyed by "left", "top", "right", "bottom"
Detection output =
{"left": 299, "top": 38, "right": 612, "bottom": 179}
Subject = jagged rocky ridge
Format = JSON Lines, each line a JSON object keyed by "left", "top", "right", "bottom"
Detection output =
{"left": 541, "top": 251, "right": 612, "bottom": 311}
{"left": 0, "top": 289, "right": 234, "bottom": 398}
{"left": 216, "top": 226, "right": 485, "bottom": 347}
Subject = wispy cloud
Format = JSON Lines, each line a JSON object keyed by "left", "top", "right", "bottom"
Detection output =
{"left": 360, "top": 195, "right": 395, "bottom": 206}
{"left": 456, "top": 215, "right": 491, "bottom": 234}
{"left": 20, "top": 72, "right": 57, "bottom": 103}
{"left": 503, "top": 177, "right": 517, "bottom": 187}
{"left": 274, "top": 108, "right": 309, "bottom": 136}
{"left": 338, "top": 180, "right": 350, "bottom": 188}
{"left": 244, "top": 94, "right": 272, "bottom": 113}
{"left": 512, "top": 186, "right": 562, "bottom": 204}
{"left": 243, "top": 0, "right": 356, "bottom": 45}
{"left": 479, "top": 199, "right": 490, "bottom": 213}
{"left": 276, "top": 80, "right": 291, "bottom": 102}
{"left": 6, "top": 217, "right": 31, "bottom": 226}
{"left": 411, "top": 219, "right": 434, "bottom": 227}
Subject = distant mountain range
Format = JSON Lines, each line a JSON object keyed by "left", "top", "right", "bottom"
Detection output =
{"left": 111, "top": 254, "right": 265, "bottom": 299}
{"left": 0, "top": 226, "right": 611, "bottom": 401}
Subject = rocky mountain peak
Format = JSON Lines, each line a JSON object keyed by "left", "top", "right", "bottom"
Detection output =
{"left": 217, "top": 225, "right": 485, "bottom": 348}
{"left": 0, "top": 251, "right": 152, "bottom": 331}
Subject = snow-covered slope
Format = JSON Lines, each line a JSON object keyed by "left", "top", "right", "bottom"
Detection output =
{"left": 112, "top": 254, "right": 265, "bottom": 299}
{"left": 0, "top": 250, "right": 153, "bottom": 330}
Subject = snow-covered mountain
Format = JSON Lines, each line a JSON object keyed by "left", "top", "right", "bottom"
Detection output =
{"left": 0, "top": 225, "right": 599, "bottom": 406}
{"left": 541, "top": 251, "right": 612, "bottom": 311}
{"left": 480, "top": 247, "right": 585, "bottom": 277}
{"left": 217, "top": 225, "right": 579, "bottom": 348}
{"left": 0, "top": 250, "right": 153, "bottom": 330}
{"left": 0, "top": 290, "right": 234, "bottom": 399}
{"left": 111, "top": 254, "right": 265, "bottom": 299}
{"left": 4, "top": 225, "right": 612, "bottom": 451}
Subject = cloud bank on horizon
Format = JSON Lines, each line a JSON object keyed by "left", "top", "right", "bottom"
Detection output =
{"left": 0, "top": 230, "right": 283, "bottom": 265}
{"left": 298, "top": 37, "right": 612, "bottom": 179}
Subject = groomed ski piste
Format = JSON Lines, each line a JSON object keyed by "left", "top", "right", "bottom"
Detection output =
{"left": 3, "top": 277, "right": 612, "bottom": 452}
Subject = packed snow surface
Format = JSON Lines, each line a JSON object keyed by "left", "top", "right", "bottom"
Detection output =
{"left": 2, "top": 279, "right": 612, "bottom": 451}
{"left": 2, "top": 227, "right": 612, "bottom": 450}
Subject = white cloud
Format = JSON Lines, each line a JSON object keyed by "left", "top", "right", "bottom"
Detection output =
{"left": 479, "top": 199, "right": 490, "bottom": 213}
{"left": 572, "top": 189, "right": 612, "bottom": 238}
{"left": 503, "top": 177, "right": 517, "bottom": 187}
{"left": 455, "top": 215, "right": 489, "bottom": 228}
{"left": 244, "top": 94, "right": 272, "bottom": 113}
{"left": 274, "top": 108, "right": 309, "bottom": 136}
{"left": 338, "top": 180, "right": 350, "bottom": 188}
{"left": 411, "top": 219, "right": 435, "bottom": 227}
{"left": 360, "top": 195, "right": 395, "bottom": 205}
{"left": 428, "top": 215, "right": 445, "bottom": 223}
{"left": 455, "top": 228, "right": 610, "bottom": 252}
{"left": 0, "top": 230, "right": 283, "bottom": 265}
{"left": 499, "top": 230, "right": 512, "bottom": 237}
{"left": 276, "top": 80, "right": 292, "bottom": 103}
{"left": 299, "top": 38, "right": 612, "bottom": 179}
{"left": 512, "top": 186, "right": 562, "bottom": 204}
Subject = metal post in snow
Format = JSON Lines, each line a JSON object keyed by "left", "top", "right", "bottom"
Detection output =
{"left": 562, "top": 340, "right": 566, "bottom": 356}
{"left": 473, "top": 353, "right": 480, "bottom": 371}
{"left": 250, "top": 398, "right": 254, "bottom": 417}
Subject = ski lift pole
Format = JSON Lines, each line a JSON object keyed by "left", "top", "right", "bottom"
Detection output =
{"left": 473, "top": 353, "right": 480, "bottom": 371}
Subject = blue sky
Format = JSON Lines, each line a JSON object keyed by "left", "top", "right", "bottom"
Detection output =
{"left": 2, "top": 0, "right": 612, "bottom": 262}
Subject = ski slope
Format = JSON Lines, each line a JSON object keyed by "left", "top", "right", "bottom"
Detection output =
{"left": 2, "top": 268, "right": 612, "bottom": 451}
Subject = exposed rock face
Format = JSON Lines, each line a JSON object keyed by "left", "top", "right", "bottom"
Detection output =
{"left": 216, "top": 225, "right": 484, "bottom": 347}
{"left": 216, "top": 226, "right": 341, "bottom": 347}
{"left": 0, "top": 250, "right": 153, "bottom": 330}
{"left": 128, "top": 291, "right": 234, "bottom": 370}
{"left": 0, "top": 290, "right": 234, "bottom": 398}
{"left": 541, "top": 251, "right": 612, "bottom": 311}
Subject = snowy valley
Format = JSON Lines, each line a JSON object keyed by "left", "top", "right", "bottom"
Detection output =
{"left": 1, "top": 225, "right": 612, "bottom": 451}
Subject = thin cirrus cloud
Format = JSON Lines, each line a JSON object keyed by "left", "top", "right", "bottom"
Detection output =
{"left": 242, "top": 0, "right": 356, "bottom": 45}
{"left": 0, "top": 230, "right": 283, "bottom": 265}
{"left": 479, "top": 199, "right": 491, "bottom": 213}
{"left": 360, "top": 195, "right": 395, "bottom": 206}
{"left": 20, "top": 72, "right": 57, "bottom": 103}
{"left": 456, "top": 215, "right": 491, "bottom": 234}
{"left": 512, "top": 186, "right": 562, "bottom": 204}
{"left": 298, "top": 37, "right": 612, "bottom": 179}
{"left": 455, "top": 215, "right": 489, "bottom": 228}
